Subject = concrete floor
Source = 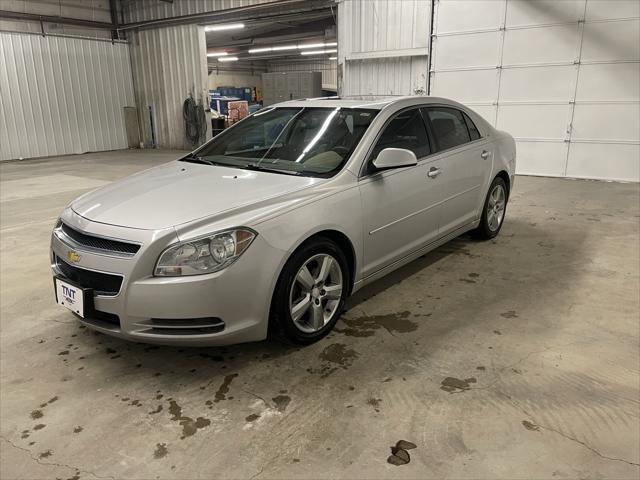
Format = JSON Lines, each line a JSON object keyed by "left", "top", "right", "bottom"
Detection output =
{"left": 1, "top": 150, "right": 638, "bottom": 480}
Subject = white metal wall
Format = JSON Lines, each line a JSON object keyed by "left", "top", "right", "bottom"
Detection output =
{"left": 0, "top": 32, "right": 135, "bottom": 161}
{"left": 431, "top": 0, "right": 640, "bottom": 182}
{"left": 268, "top": 59, "right": 337, "bottom": 91}
{"left": 0, "top": 0, "right": 112, "bottom": 39}
{"left": 338, "top": 0, "right": 431, "bottom": 96}
{"left": 121, "top": 0, "right": 273, "bottom": 23}
{"left": 129, "top": 25, "right": 209, "bottom": 149}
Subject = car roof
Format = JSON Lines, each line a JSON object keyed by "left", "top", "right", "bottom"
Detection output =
{"left": 271, "top": 96, "right": 459, "bottom": 111}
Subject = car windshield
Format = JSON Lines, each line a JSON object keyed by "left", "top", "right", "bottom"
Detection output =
{"left": 183, "top": 107, "right": 379, "bottom": 177}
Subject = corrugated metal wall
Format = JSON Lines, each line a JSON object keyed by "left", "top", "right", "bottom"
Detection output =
{"left": 121, "top": 0, "right": 273, "bottom": 23}
{"left": 0, "top": 0, "right": 112, "bottom": 39}
{"left": 430, "top": 0, "right": 640, "bottom": 182}
{"left": 268, "top": 59, "right": 337, "bottom": 90}
{"left": 128, "top": 25, "right": 209, "bottom": 149}
{"left": 0, "top": 32, "right": 134, "bottom": 161}
{"left": 337, "top": 0, "right": 431, "bottom": 96}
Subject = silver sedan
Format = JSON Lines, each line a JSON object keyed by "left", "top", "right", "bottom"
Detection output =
{"left": 51, "top": 96, "right": 516, "bottom": 346}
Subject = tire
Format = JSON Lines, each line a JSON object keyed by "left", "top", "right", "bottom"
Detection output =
{"left": 472, "top": 176, "right": 508, "bottom": 240}
{"left": 270, "top": 237, "right": 350, "bottom": 345}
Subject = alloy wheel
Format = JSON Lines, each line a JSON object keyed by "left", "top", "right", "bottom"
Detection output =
{"left": 289, "top": 253, "right": 343, "bottom": 333}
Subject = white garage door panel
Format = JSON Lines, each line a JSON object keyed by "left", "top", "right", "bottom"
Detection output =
{"left": 586, "top": 0, "right": 640, "bottom": 21}
{"left": 435, "top": 0, "right": 504, "bottom": 34}
{"left": 572, "top": 104, "right": 640, "bottom": 142}
{"left": 575, "top": 63, "right": 640, "bottom": 102}
{"left": 469, "top": 105, "right": 497, "bottom": 126}
{"left": 434, "top": 32, "right": 500, "bottom": 70}
{"left": 497, "top": 104, "right": 570, "bottom": 140}
{"left": 515, "top": 141, "right": 569, "bottom": 177}
{"left": 502, "top": 24, "right": 580, "bottom": 66}
{"left": 581, "top": 20, "right": 640, "bottom": 62}
{"left": 431, "top": 69, "right": 498, "bottom": 103}
{"left": 499, "top": 65, "right": 577, "bottom": 102}
{"left": 506, "top": 0, "right": 585, "bottom": 27}
{"left": 430, "top": 0, "right": 639, "bottom": 181}
{"left": 566, "top": 143, "right": 640, "bottom": 181}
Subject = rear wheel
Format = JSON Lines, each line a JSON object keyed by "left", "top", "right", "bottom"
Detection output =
{"left": 473, "top": 177, "right": 508, "bottom": 240}
{"left": 270, "top": 238, "right": 350, "bottom": 345}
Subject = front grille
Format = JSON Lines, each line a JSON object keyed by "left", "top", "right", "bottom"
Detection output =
{"left": 60, "top": 223, "right": 140, "bottom": 255}
{"left": 83, "top": 311, "right": 121, "bottom": 331}
{"left": 55, "top": 255, "right": 123, "bottom": 296}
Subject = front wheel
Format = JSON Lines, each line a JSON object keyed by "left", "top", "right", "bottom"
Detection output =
{"left": 473, "top": 177, "right": 508, "bottom": 240}
{"left": 270, "top": 238, "right": 350, "bottom": 345}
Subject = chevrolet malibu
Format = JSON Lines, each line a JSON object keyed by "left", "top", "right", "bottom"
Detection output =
{"left": 51, "top": 96, "right": 516, "bottom": 346}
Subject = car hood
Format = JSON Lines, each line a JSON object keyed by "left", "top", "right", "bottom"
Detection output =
{"left": 71, "top": 161, "right": 324, "bottom": 230}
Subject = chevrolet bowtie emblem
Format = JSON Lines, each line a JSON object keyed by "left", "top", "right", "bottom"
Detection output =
{"left": 66, "top": 251, "right": 81, "bottom": 263}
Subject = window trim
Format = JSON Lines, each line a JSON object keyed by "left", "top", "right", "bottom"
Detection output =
{"left": 462, "top": 111, "right": 481, "bottom": 142}
{"left": 359, "top": 106, "right": 433, "bottom": 178}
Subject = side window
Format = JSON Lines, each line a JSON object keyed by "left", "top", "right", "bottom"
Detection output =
{"left": 370, "top": 108, "right": 431, "bottom": 161}
{"left": 424, "top": 107, "right": 471, "bottom": 151}
{"left": 463, "top": 112, "right": 481, "bottom": 140}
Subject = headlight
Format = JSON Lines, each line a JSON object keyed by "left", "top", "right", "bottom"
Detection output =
{"left": 154, "top": 228, "right": 256, "bottom": 277}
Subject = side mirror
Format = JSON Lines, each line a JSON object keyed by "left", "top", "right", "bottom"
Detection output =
{"left": 372, "top": 148, "right": 418, "bottom": 171}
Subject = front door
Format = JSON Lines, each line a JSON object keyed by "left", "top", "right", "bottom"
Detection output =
{"left": 359, "top": 108, "right": 442, "bottom": 278}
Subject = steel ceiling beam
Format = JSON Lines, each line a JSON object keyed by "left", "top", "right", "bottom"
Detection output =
{"left": 0, "top": 9, "right": 115, "bottom": 30}
{"left": 118, "top": 0, "right": 334, "bottom": 31}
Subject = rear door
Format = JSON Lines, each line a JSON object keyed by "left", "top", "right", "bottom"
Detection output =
{"left": 422, "top": 107, "right": 491, "bottom": 234}
{"left": 358, "top": 108, "right": 442, "bottom": 277}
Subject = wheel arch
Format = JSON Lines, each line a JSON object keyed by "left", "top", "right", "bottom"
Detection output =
{"left": 495, "top": 170, "right": 511, "bottom": 198}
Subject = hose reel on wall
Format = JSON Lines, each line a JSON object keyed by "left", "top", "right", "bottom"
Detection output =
{"left": 183, "top": 95, "right": 207, "bottom": 148}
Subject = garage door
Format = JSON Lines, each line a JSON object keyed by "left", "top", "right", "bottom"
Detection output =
{"left": 429, "top": 0, "right": 639, "bottom": 182}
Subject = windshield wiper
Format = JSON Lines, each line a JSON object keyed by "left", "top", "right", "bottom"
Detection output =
{"left": 181, "top": 154, "right": 217, "bottom": 166}
{"left": 243, "top": 163, "right": 302, "bottom": 176}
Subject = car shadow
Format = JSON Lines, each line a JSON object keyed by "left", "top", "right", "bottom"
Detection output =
{"left": 64, "top": 216, "right": 586, "bottom": 396}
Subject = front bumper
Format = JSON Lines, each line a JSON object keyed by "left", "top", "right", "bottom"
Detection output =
{"left": 50, "top": 210, "right": 284, "bottom": 346}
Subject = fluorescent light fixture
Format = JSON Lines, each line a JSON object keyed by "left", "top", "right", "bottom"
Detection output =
{"left": 205, "top": 23, "right": 244, "bottom": 32}
{"left": 272, "top": 45, "right": 299, "bottom": 51}
{"left": 248, "top": 42, "right": 337, "bottom": 54}
{"left": 298, "top": 42, "right": 337, "bottom": 49}
{"left": 206, "top": 52, "right": 228, "bottom": 57}
{"left": 301, "top": 49, "right": 337, "bottom": 56}
{"left": 329, "top": 56, "right": 337, "bottom": 60}
{"left": 218, "top": 56, "right": 239, "bottom": 62}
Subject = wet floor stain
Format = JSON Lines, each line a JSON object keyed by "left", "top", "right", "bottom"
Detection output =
{"left": 493, "top": 330, "right": 502, "bottom": 335}
{"left": 168, "top": 400, "right": 211, "bottom": 439}
{"left": 469, "top": 272, "right": 480, "bottom": 278}
{"left": 367, "top": 397, "right": 382, "bottom": 413}
{"left": 335, "top": 311, "right": 418, "bottom": 337}
{"left": 38, "top": 450, "right": 52, "bottom": 459}
{"left": 319, "top": 343, "right": 359, "bottom": 366}
{"left": 476, "top": 366, "right": 486, "bottom": 371}
{"left": 33, "top": 424, "right": 45, "bottom": 431}
{"left": 214, "top": 373, "right": 238, "bottom": 402}
{"left": 272, "top": 395, "right": 291, "bottom": 413}
{"left": 30, "top": 410, "right": 43, "bottom": 419}
{"left": 245, "top": 413, "right": 261, "bottom": 422}
{"left": 73, "top": 426, "right": 83, "bottom": 433}
{"left": 459, "top": 278, "right": 476, "bottom": 284}
{"left": 387, "top": 440, "right": 417, "bottom": 466}
{"left": 522, "top": 420, "right": 540, "bottom": 431}
{"left": 501, "top": 310, "right": 518, "bottom": 318}
{"left": 154, "top": 443, "right": 168, "bottom": 459}
{"left": 57, "top": 350, "right": 69, "bottom": 356}
{"left": 149, "top": 405, "right": 163, "bottom": 415}
{"left": 440, "top": 377, "right": 477, "bottom": 393}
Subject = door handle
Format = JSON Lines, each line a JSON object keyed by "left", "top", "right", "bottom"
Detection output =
{"left": 481, "top": 150, "right": 490, "bottom": 159}
{"left": 427, "top": 167, "right": 442, "bottom": 178}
